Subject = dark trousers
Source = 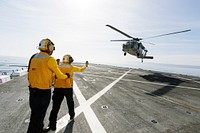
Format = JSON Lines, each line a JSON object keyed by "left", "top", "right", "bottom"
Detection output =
{"left": 49, "top": 88, "right": 74, "bottom": 125}
{"left": 27, "top": 87, "right": 51, "bottom": 133}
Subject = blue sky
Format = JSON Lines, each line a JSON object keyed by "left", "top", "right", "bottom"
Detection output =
{"left": 0, "top": 0, "right": 200, "bottom": 66}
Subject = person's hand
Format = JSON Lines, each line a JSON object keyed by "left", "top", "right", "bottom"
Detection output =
{"left": 85, "top": 61, "right": 89, "bottom": 67}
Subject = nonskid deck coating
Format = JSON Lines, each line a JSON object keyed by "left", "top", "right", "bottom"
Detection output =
{"left": 0, "top": 63, "right": 200, "bottom": 133}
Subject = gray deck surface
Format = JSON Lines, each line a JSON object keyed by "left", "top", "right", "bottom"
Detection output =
{"left": 0, "top": 63, "right": 200, "bottom": 133}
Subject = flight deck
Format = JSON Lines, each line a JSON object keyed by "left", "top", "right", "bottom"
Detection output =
{"left": 0, "top": 63, "right": 200, "bottom": 133}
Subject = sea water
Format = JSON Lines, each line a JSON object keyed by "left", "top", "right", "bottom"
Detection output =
{"left": 0, "top": 56, "right": 199, "bottom": 77}
{"left": 0, "top": 56, "right": 29, "bottom": 75}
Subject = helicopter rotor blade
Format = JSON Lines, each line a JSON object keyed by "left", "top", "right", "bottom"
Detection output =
{"left": 111, "top": 39, "right": 132, "bottom": 42}
{"left": 106, "top": 24, "right": 134, "bottom": 39}
{"left": 141, "top": 41, "right": 156, "bottom": 45}
{"left": 144, "top": 29, "right": 191, "bottom": 39}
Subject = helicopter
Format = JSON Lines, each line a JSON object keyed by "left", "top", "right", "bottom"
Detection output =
{"left": 106, "top": 24, "right": 191, "bottom": 62}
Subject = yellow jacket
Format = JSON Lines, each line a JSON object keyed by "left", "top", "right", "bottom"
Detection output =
{"left": 54, "top": 62, "right": 86, "bottom": 88}
{"left": 28, "top": 52, "right": 68, "bottom": 90}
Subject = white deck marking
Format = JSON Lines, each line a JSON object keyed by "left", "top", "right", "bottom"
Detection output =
{"left": 87, "top": 69, "right": 132, "bottom": 106}
{"left": 73, "top": 82, "right": 107, "bottom": 133}
{"left": 55, "top": 69, "right": 132, "bottom": 133}
{"left": 80, "top": 74, "right": 200, "bottom": 91}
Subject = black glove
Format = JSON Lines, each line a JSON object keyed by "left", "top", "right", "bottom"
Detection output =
{"left": 66, "top": 73, "right": 70, "bottom": 78}
{"left": 86, "top": 61, "right": 89, "bottom": 67}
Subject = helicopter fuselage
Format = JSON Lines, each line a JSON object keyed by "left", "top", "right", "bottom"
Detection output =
{"left": 122, "top": 40, "right": 147, "bottom": 58}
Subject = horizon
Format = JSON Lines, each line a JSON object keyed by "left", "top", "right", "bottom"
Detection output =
{"left": 1, "top": 54, "right": 200, "bottom": 67}
{"left": 0, "top": 55, "right": 200, "bottom": 78}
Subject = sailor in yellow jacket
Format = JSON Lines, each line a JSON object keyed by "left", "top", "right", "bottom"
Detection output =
{"left": 27, "top": 39, "right": 69, "bottom": 133}
{"left": 45, "top": 54, "right": 88, "bottom": 131}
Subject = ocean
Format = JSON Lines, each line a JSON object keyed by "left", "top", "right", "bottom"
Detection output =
{"left": 0, "top": 56, "right": 29, "bottom": 75}
{"left": 0, "top": 56, "right": 199, "bottom": 77}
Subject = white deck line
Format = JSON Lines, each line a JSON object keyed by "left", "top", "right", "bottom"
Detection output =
{"left": 55, "top": 69, "right": 131, "bottom": 133}
{"left": 73, "top": 82, "right": 106, "bottom": 133}
{"left": 78, "top": 73, "right": 200, "bottom": 91}
{"left": 87, "top": 69, "right": 132, "bottom": 106}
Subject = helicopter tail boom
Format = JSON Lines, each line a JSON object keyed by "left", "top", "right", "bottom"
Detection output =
{"left": 142, "top": 56, "right": 153, "bottom": 59}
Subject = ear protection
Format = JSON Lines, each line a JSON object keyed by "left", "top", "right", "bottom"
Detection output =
{"left": 48, "top": 44, "right": 55, "bottom": 52}
{"left": 38, "top": 38, "right": 55, "bottom": 51}
{"left": 68, "top": 56, "right": 74, "bottom": 63}
{"left": 63, "top": 54, "right": 74, "bottom": 63}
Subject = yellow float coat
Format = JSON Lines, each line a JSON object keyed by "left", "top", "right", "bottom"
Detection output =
{"left": 54, "top": 63, "right": 86, "bottom": 88}
{"left": 28, "top": 52, "right": 67, "bottom": 89}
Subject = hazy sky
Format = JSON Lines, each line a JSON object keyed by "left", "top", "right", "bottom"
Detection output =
{"left": 0, "top": 0, "right": 200, "bottom": 66}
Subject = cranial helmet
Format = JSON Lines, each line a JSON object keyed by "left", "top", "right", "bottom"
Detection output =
{"left": 63, "top": 54, "right": 74, "bottom": 63}
{"left": 38, "top": 38, "right": 55, "bottom": 51}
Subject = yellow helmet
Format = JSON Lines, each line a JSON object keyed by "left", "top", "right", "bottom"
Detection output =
{"left": 38, "top": 38, "right": 55, "bottom": 51}
{"left": 63, "top": 54, "right": 74, "bottom": 63}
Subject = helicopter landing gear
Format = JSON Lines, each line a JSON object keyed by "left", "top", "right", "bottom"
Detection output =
{"left": 124, "top": 52, "right": 127, "bottom": 56}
